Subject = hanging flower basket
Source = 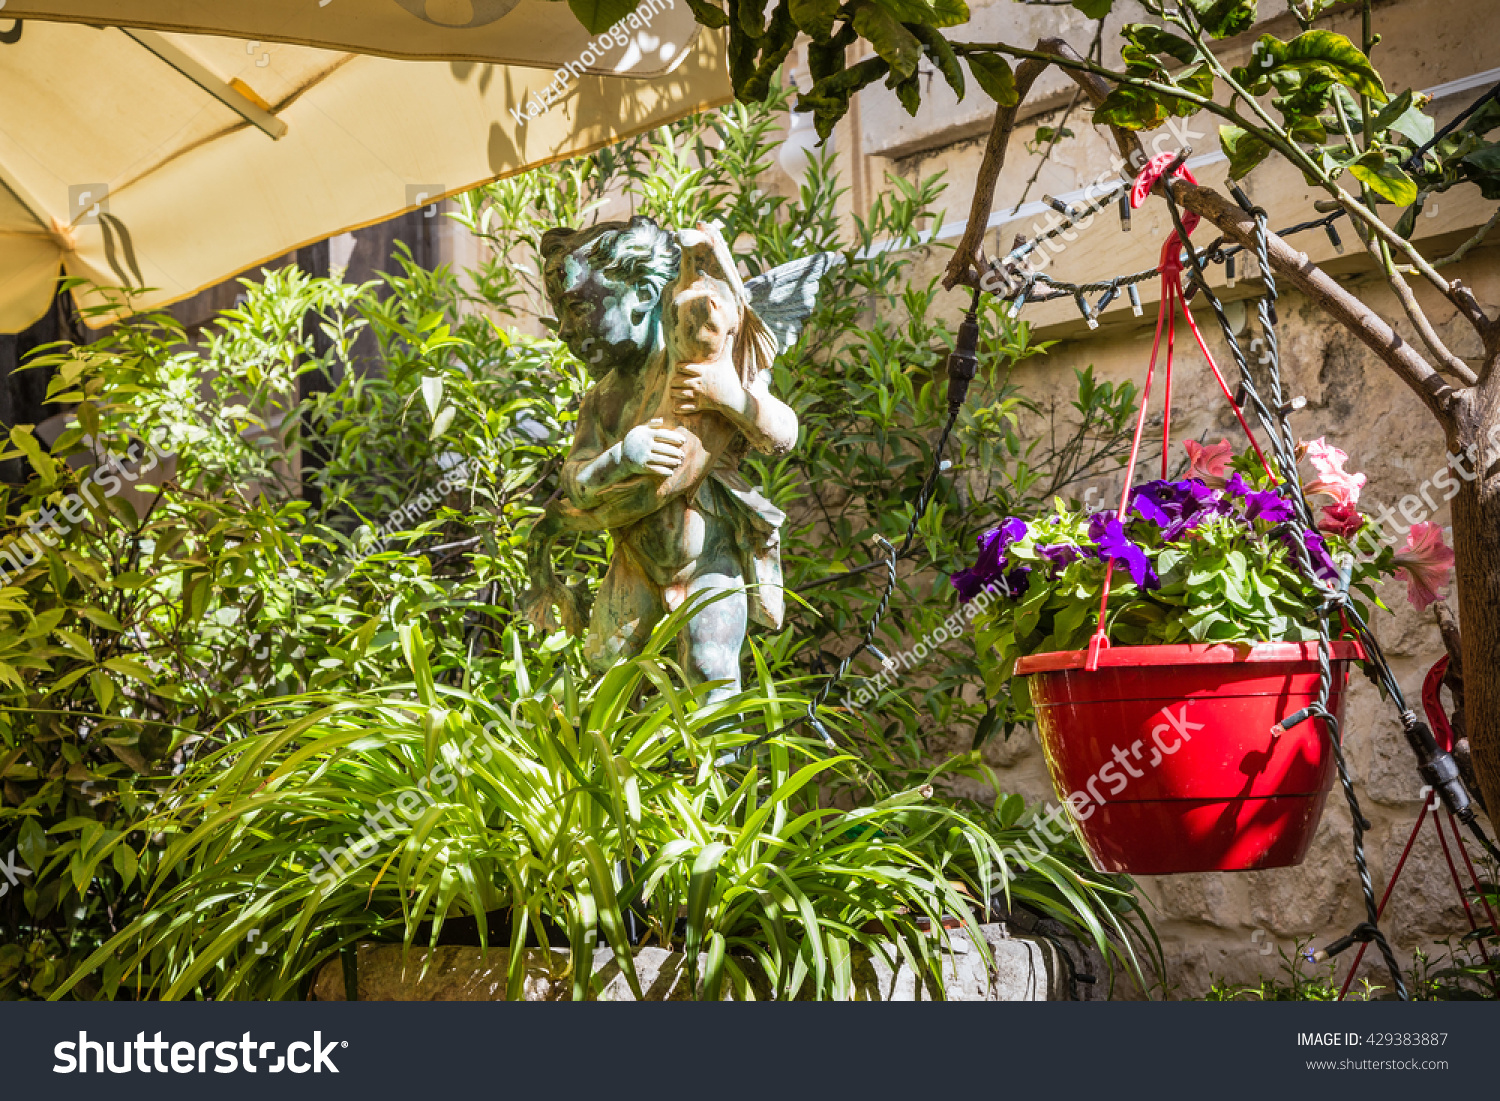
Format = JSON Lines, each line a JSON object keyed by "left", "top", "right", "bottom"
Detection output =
{"left": 955, "top": 230, "right": 1456, "bottom": 875}
{"left": 1015, "top": 640, "right": 1363, "bottom": 874}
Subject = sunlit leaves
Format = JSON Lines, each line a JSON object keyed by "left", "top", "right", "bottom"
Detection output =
{"left": 1237, "top": 31, "right": 1387, "bottom": 103}
{"left": 851, "top": 0, "right": 921, "bottom": 80}
{"left": 1349, "top": 151, "right": 1419, "bottom": 206}
{"left": 1094, "top": 85, "right": 1168, "bottom": 131}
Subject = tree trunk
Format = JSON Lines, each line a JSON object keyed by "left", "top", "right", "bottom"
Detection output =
{"left": 1451, "top": 376, "right": 1500, "bottom": 819}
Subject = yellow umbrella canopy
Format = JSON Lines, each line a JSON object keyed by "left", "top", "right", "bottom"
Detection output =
{"left": 0, "top": 11, "right": 729, "bottom": 330}
{"left": 2, "top": 0, "right": 690, "bottom": 69}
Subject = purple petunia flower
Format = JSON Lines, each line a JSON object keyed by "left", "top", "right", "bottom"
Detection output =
{"left": 1226, "top": 472, "right": 1295, "bottom": 524}
{"left": 952, "top": 518, "right": 1029, "bottom": 603}
{"left": 1128, "top": 478, "right": 1227, "bottom": 541}
{"left": 1088, "top": 515, "right": 1160, "bottom": 590}
{"left": 1036, "top": 543, "right": 1084, "bottom": 573}
{"left": 1279, "top": 527, "right": 1340, "bottom": 585}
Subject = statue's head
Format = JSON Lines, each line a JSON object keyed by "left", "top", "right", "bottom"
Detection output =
{"left": 540, "top": 216, "right": 680, "bottom": 376}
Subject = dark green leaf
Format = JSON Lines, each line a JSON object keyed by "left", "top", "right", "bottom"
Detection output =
{"left": 801, "top": 56, "right": 891, "bottom": 139}
{"left": 789, "top": 0, "right": 840, "bottom": 41}
{"left": 1093, "top": 85, "right": 1166, "bottom": 131}
{"left": 682, "top": 0, "right": 729, "bottom": 28}
{"left": 737, "top": 0, "right": 770, "bottom": 37}
{"left": 566, "top": 0, "right": 640, "bottom": 34}
{"left": 1071, "top": 0, "right": 1114, "bottom": 16}
{"left": 1185, "top": 0, "right": 1256, "bottom": 39}
{"left": 1121, "top": 23, "right": 1200, "bottom": 66}
{"left": 852, "top": 0, "right": 921, "bottom": 80}
{"left": 912, "top": 25, "right": 964, "bottom": 101}
{"left": 1461, "top": 144, "right": 1500, "bottom": 200}
{"left": 892, "top": 73, "right": 922, "bottom": 116}
{"left": 966, "top": 52, "right": 1018, "bottom": 107}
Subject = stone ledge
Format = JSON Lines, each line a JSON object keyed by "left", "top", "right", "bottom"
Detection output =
{"left": 311, "top": 923, "right": 1066, "bottom": 1001}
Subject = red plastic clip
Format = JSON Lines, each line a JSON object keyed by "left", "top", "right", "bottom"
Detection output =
{"left": 1132, "top": 152, "right": 1200, "bottom": 277}
{"left": 1085, "top": 630, "right": 1111, "bottom": 672}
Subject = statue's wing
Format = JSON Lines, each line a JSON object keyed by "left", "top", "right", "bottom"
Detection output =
{"left": 744, "top": 251, "right": 842, "bottom": 356}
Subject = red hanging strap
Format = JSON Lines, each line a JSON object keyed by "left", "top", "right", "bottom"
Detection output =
{"left": 1085, "top": 154, "right": 1274, "bottom": 671}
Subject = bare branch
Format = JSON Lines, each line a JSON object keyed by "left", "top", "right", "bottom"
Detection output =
{"left": 1169, "top": 178, "right": 1460, "bottom": 428}
{"left": 1370, "top": 238, "right": 1479, "bottom": 385}
{"left": 942, "top": 37, "right": 1461, "bottom": 431}
{"left": 1428, "top": 206, "right": 1500, "bottom": 270}
{"left": 942, "top": 38, "right": 1144, "bottom": 293}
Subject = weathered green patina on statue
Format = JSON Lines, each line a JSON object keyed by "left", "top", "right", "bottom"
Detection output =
{"left": 522, "top": 216, "right": 835, "bottom": 700}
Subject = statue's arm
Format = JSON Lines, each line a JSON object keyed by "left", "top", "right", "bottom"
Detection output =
{"left": 673, "top": 364, "right": 798, "bottom": 457}
{"left": 557, "top": 391, "right": 690, "bottom": 526}
{"left": 563, "top": 391, "right": 684, "bottom": 509}
{"left": 729, "top": 373, "right": 798, "bottom": 457}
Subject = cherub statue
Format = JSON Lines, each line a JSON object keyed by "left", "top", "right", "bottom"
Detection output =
{"left": 522, "top": 216, "right": 837, "bottom": 701}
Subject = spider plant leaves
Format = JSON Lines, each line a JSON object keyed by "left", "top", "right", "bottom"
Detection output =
{"left": 580, "top": 838, "right": 643, "bottom": 999}
{"left": 50, "top": 618, "right": 1156, "bottom": 1001}
{"left": 685, "top": 842, "right": 728, "bottom": 990}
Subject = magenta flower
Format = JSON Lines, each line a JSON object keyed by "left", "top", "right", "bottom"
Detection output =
{"left": 1393, "top": 522, "right": 1455, "bottom": 610}
{"left": 1318, "top": 501, "right": 1364, "bottom": 539}
{"left": 1302, "top": 437, "right": 1366, "bottom": 506}
{"left": 1184, "top": 437, "right": 1233, "bottom": 487}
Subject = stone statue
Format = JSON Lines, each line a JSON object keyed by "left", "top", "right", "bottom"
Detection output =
{"left": 521, "top": 216, "right": 837, "bottom": 701}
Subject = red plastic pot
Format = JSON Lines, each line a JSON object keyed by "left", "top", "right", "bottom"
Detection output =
{"left": 1014, "top": 641, "right": 1363, "bottom": 875}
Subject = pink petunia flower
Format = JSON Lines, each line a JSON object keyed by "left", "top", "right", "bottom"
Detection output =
{"left": 1319, "top": 501, "right": 1364, "bottom": 538}
{"left": 1301, "top": 437, "right": 1367, "bottom": 506}
{"left": 1184, "top": 437, "right": 1232, "bottom": 487}
{"left": 1392, "top": 521, "right": 1456, "bottom": 611}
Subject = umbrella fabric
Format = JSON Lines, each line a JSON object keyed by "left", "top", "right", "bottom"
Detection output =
{"left": 1, "top": 0, "right": 694, "bottom": 71}
{"left": 0, "top": 16, "right": 729, "bottom": 330}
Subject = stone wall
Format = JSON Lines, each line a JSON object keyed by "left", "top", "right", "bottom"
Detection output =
{"left": 311, "top": 924, "right": 1070, "bottom": 1001}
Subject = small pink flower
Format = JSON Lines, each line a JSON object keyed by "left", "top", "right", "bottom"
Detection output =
{"left": 1393, "top": 521, "right": 1456, "bottom": 611}
{"left": 1319, "top": 501, "right": 1364, "bottom": 538}
{"left": 1184, "top": 437, "right": 1232, "bottom": 487}
{"left": 1301, "top": 437, "right": 1367, "bottom": 506}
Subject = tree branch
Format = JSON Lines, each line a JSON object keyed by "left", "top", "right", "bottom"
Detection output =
{"left": 942, "top": 36, "right": 1461, "bottom": 432}
{"left": 943, "top": 38, "right": 1143, "bottom": 293}
{"left": 1169, "top": 178, "right": 1458, "bottom": 426}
